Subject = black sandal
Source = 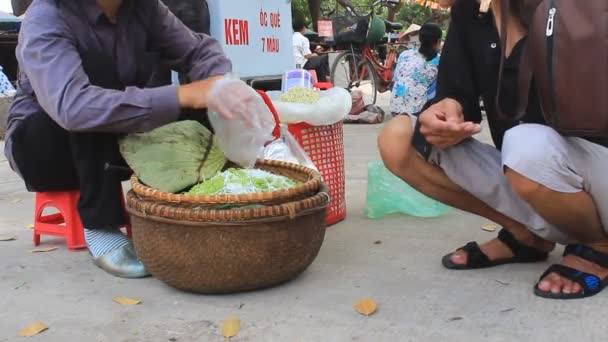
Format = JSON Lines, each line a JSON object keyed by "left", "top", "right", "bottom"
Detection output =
{"left": 442, "top": 229, "right": 549, "bottom": 270}
{"left": 534, "top": 245, "right": 608, "bottom": 299}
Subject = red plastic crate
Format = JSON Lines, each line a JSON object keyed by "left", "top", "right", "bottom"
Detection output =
{"left": 256, "top": 90, "right": 347, "bottom": 226}
{"left": 288, "top": 122, "right": 346, "bottom": 226}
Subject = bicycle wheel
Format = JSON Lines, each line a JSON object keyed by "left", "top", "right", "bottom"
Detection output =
{"left": 330, "top": 51, "right": 378, "bottom": 105}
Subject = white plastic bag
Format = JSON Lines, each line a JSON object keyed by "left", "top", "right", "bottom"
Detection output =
{"left": 208, "top": 77, "right": 276, "bottom": 168}
{"left": 260, "top": 126, "right": 318, "bottom": 171}
{"left": 269, "top": 87, "right": 352, "bottom": 126}
{"left": 263, "top": 139, "right": 298, "bottom": 164}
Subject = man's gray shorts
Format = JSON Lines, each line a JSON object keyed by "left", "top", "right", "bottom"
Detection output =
{"left": 409, "top": 115, "right": 608, "bottom": 244}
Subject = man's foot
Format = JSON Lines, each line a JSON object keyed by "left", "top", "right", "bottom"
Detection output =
{"left": 443, "top": 228, "right": 554, "bottom": 270}
{"left": 535, "top": 244, "right": 608, "bottom": 299}
{"left": 450, "top": 230, "right": 554, "bottom": 265}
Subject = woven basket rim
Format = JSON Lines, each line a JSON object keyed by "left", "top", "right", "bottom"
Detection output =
{"left": 126, "top": 183, "right": 330, "bottom": 223}
{"left": 127, "top": 203, "right": 327, "bottom": 227}
{"left": 130, "top": 159, "right": 323, "bottom": 205}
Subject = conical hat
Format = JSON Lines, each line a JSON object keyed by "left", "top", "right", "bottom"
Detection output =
{"left": 399, "top": 24, "right": 421, "bottom": 40}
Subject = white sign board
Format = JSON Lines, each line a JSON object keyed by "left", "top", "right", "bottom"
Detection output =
{"left": 208, "top": 0, "right": 294, "bottom": 79}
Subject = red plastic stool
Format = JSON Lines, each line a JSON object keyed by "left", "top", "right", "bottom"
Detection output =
{"left": 308, "top": 70, "right": 334, "bottom": 90}
{"left": 34, "top": 191, "right": 131, "bottom": 251}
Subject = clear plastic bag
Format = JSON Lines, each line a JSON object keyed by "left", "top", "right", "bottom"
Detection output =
{"left": 366, "top": 162, "right": 449, "bottom": 218}
{"left": 281, "top": 69, "right": 314, "bottom": 92}
{"left": 260, "top": 125, "right": 318, "bottom": 171}
{"left": 268, "top": 87, "right": 352, "bottom": 126}
{"left": 208, "top": 76, "right": 276, "bottom": 168}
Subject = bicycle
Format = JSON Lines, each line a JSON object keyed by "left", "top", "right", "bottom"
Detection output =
{"left": 329, "top": 0, "right": 405, "bottom": 105}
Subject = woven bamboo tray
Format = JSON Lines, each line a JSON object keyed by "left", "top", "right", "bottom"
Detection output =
{"left": 126, "top": 185, "right": 329, "bottom": 293}
{"left": 130, "top": 159, "right": 323, "bottom": 208}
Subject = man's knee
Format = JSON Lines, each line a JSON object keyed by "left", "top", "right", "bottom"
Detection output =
{"left": 502, "top": 124, "right": 562, "bottom": 201}
{"left": 504, "top": 167, "right": 544, "bottom": 202}
{"left": 503, "top": 124, "right": 561, "bottom": 164}
{"left": 378, "top": 115, "right": 415, "bottom": 175}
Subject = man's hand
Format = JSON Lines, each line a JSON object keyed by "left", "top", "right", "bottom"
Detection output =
{"left": 419, "top": 98, "right": 481, "bottom": 148}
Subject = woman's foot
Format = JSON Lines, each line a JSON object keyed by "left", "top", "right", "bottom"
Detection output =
{"left": 85, "top": 228, "right": 150, "bottom": 278}
{"left": 536, "top": 244, "right": 608, "bottom": 297}
{"left": 93, "top": 242, "right": 150, "bottom": 279}
{"left": 449, "top": 228, "right": 555, "bottom": 266}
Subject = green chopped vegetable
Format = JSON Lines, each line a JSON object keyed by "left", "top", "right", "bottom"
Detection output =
{"left": 186, "top": 168, "right": 301, "bottom": 195}
{"left": 119, "top": 121, "right": 227, "bottom": 193}
{"left": 279, "top": 86, "right": 320, "bottom": 104}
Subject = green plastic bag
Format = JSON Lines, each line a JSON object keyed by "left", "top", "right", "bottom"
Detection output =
{"left": 366, "top": 13, "right": 386, "bottom": 44}
{"left": 366, "top": 162, "right": 449, "bottom": 219}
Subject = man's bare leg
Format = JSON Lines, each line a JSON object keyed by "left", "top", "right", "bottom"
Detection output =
{"left": 505, "top": 168, "right": 608, "bottom": 295}
{"left": 378, "top": 116, "right": 554, "bottom": 264}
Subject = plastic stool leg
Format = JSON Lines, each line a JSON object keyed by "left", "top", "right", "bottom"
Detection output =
{"left": 33, "top": 194, "right": 47, "bottom": 247}
{"left": 65, "top": 191, "right": 87, "bottom": 251}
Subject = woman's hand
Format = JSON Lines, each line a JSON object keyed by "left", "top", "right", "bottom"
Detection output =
{"left": 419, "top": 98, "right": 481, "bottom": 148}
{"left": 178, "top": 76, "right": 223, "bottom": 109}
{"left": 178, "top": 77, "right": 262, "bottom": 124}
{"left": 206, "top": 78, "right": 267, "bottom": 125}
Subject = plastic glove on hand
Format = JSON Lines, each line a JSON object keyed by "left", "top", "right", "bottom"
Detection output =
{"left": 207, "top": 78, "right": 265, "bottom": 126}
{"left": 207, "top": 77, "right": 276, "bottom": 168}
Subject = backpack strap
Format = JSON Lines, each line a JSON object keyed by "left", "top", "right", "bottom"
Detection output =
{"left": 496, "top": 0, "right": 510, "bottom": 119}
{"left": 516, "top": 42, "right": 533, "bottom": 118}
{"left": 496, "top": 0, "right": 533, "bottom": 122}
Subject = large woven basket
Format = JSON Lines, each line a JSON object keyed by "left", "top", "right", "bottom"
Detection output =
{"left": 130, "top": 159, "right": 323, "bottom": 208}
{"left": 126, "top": 185, "right": 329, "bottom": 293}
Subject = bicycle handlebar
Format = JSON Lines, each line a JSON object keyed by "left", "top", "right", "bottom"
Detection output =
{"left": 371, "top": 0, "right": 400, "bottom": 12}
{"left": 340, "top": 0, "right": 399, "bottom": 19}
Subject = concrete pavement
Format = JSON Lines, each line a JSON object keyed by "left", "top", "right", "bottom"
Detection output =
{"left": 1, "top": 98, "right": 606, "bottom": 341}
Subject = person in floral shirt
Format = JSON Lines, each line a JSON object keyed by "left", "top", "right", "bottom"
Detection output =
{"left": 390, "top": 23, "right": 443, "bottom": 116}
{"left": 0, "top": 66, "right": 15, "bottom": 95}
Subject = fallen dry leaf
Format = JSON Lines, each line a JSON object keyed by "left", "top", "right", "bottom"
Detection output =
{"left": 222, "top": 316, "right": 240, "bottom": 338}
{"left": 18, "top": 322, "right": 48, "bottom": 337}
{"left": 354, "top": 299, "right": 378, "bottom": 316}
{"left": 113, "top": 296, "right": 142, "bottom": 306}
{"left": 481, "top": 224, "right": 498, "bottom": 232}
{"left": 11, "top": 198, "right": 22, "bottom": 204}
{"left": 29, "top": 247, "right": 58, "bottom": 253}
{"left": 27, "top": 224, "right": 35, "bottom": 230}
{"left": 0, "top": 236, "right": 16, "bottom": 241}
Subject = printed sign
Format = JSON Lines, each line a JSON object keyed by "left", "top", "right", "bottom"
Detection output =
{"left": 317, "top": 20, "right": 334, "bottom": 38}
{"left": 209, "top": 0, "right": 294, "bottom": 78}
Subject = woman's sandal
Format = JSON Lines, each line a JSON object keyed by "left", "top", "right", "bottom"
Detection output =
{"left": 534, "top": 245, "right": 608, "bottom": 299}
{"left": 442, "top": 229, "right": 549, "bottom": 270}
